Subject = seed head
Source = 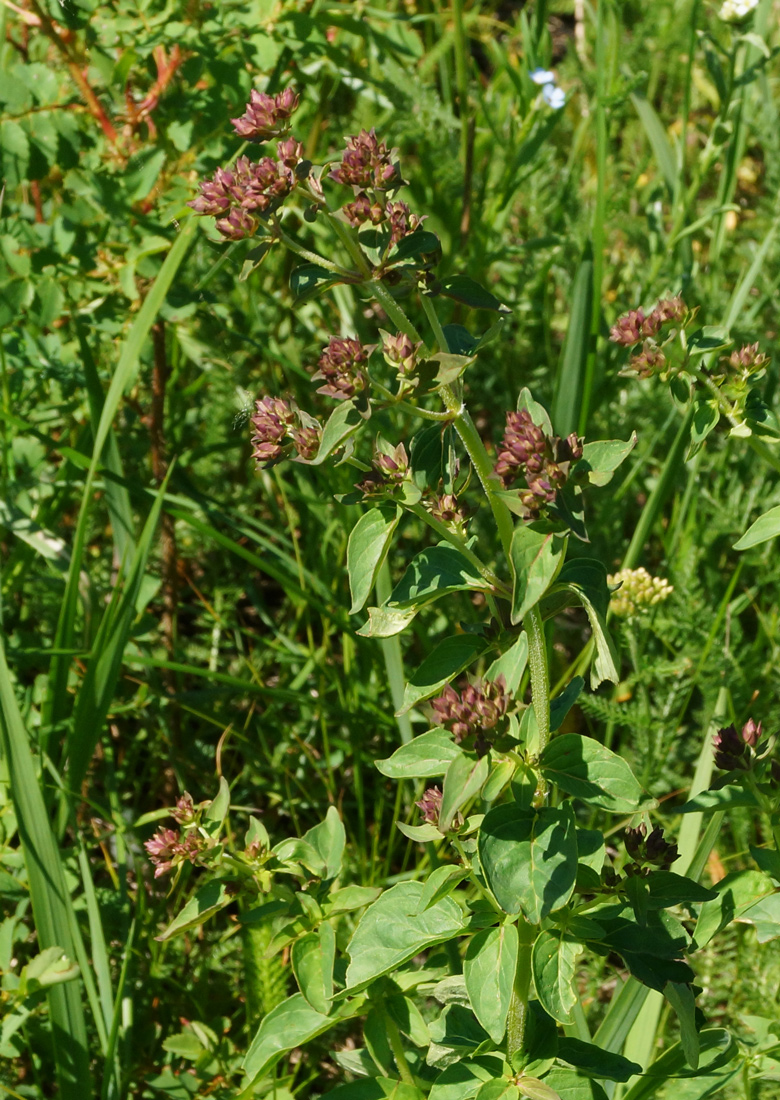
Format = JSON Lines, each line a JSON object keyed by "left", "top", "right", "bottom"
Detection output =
{"left": 342, "top": 191, "right": 385, "bottom": 228}
{"left": 230, "top": 87, "right": 300, "bottom": 141}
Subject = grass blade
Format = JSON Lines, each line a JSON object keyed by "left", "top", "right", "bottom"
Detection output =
{"left": 0, "top": 642, "right": 91, "bottom": 1097}
{"left": 553, "top": 243, "right": 593, "bottom": 438}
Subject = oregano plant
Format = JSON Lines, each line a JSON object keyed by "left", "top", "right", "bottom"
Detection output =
{"left": 140, "top": 84, "right": 780, "bottom": 1100}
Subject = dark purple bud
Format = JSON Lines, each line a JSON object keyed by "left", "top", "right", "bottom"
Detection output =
{"left": 428, "top": 492, "right": 467, "bottom": 532}
{"left": 713, "top": 723, "right": 750, "bottom": 771}
{"left": 386, "top": 200, "right": 424, "bottom": 245}
{"left": 250, "top": 396, "right": 295, "bottom": 468}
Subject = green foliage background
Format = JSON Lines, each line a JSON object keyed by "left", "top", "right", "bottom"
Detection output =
{"left": 1, "top": 0, "right": 780, "bottom": 1096}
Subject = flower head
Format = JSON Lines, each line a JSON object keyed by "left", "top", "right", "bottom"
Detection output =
{"left": 385, "top": 201, "right": 424, "bottom": 245}
{"left": 230, "top": 87, "right": 300, "bottom": 141}
{"left": 629, "top": 343, "right": 666, "bottom": 379}
{"left": 494, "top": 410, "right": 583, "bottom": 519}
{"left": 530, "top": 69, "right": 556, "bottom": 85}
{"left": 610, "top": 309, "right": 647, "bottom": 347}
{"left": 249, "top": 396, "right": 318, "bottom": 469}
{"left": 719, "top": 0, "right": 759, "bottom": 20}
{"left": 713, "top": 719, "right": 763, "bottom": 770}
{"left": 312, "top": 336, "right": 369, "bottom": 400}
{"left": 330, "top": 129, "right": 397, "bottom": 190}
{"left": 342, "top": 191, "right": 385, "bottom": 228}
{"left": 542, "top": 85, "right": 566, "bottom": 110}
{"left": 428, "top": 492, "right": 468, "bottom": 535}
{"left": 144, "top": 826, "right": 204, "bottom": 879}
{"left": 624, "top": 823, "right": 678, "bottom": 871}
{"left": 608, "top": 567, "right": 673, "bottom": 618}
{"left": 430, "top": 677, "right": 509, "bottom": 749}
{"left": 416, "top": 786, "right": 443, "bottom": 826}
{"left": 382, "top": 331, "right": 420, "bottom": 376}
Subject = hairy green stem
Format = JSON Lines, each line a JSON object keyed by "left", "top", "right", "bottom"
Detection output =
{"left": 506, "top": 918, "right": 535, "bottom": 1063}
{"left": 271, "top": 218, "right": 357, "bottom": 279}
{"left": 369, "top": 278, "right": 424, "bottom": 343}
{"left": 385, "top": 1012, "right": 416, "bottom": 1085}
{"left": 523, "top": 604, "right": 550, "bottom": 761}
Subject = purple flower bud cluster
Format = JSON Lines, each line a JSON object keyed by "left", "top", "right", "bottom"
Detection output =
{"left": 713, "top": 718, "right": 762, "bottom": 771}
{"left": 342, "top": 192, "right": 385, "bottom": 228}
{"left": 416, "top": 786, "right": 443, "bottom": 825}
{"left": 494, "top": 409, "right": 583, "bottom": 519}
{"left": 171, "top": 792, "right": 196, "bottom": 824}
{"left": 386, "top": 200, "right": 424, "bottom": 245}
{"left": 624, "top": 823, "right": 679, "bottom": 872}
{"left": 382, "top": 331, "right": 420, "bottom": 376}
{"left": 330, "top": 129, "right": 398, "bottom": 190}
{"left": 610, "top": 296, "right": 686, "bottom": 377}
{"left": 189, "top": 153, "right": 301, "bottom": 240}
{"left": 144, "top": 826, "right": 203, "bottom": 879}
{"left": 311, "top": 336, "right": 369, "bottom": 400}
{"left": 610, "top": 296, "right": 686, "bottom": 347}
{"left": 357, "top": 443, "right": 409, "bottom": 498}
{"left": 230, "top": 87, "right": 299, "bottom": 142}
{"left": 430, "top": 676, "right": 509, "bottom": 748}
{"left": 250, "top": 396, "right": 321, "bottom": 468}
{"left": 726, "top": 342, "right": 770, "bottom": 375}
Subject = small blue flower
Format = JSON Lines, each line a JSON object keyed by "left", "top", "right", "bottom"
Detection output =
{"left": 542, "top": 84, "right": 566, "bottom": 110}
{"left": 530, "top": 68, "right": 556, "bottom": 86}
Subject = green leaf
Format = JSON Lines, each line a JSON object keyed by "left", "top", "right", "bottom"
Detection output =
{"left": 693, "top": 870, "right": 777, "bottom": 947}
{"left": 292, "top": 924, "right": 336, "bottom": 1013}
{"left": 535, "top": 1068, "right": 608, "bottom": 1100}
{"left": 631, "top": 94, "right": 676, "bottom": 194}
{"left": 663, "top": 982, "right": 699, "bottom": 1070}
{"left": 464, "top": 923, "right": 519, "bottom": 1043}
{"left": 328, "top": 886, "right": 384, "bottom": 915}
{"left": 204, "top": 776, "right": 230, "bottom": 831}
{"left": 429, "top": 1003, "right": 492, "bottom": 1064}
{"left": 643, "top": 871, "right": 717, "bottom": 909}
{"left": 478, "top": 803, "right": 578, "bottom": 922}
{"left": 734, "top": 891, "right": 780, "bottom": 943}
{"left": 376, "top": 728, "right": 462, "bottom": 778}
{"left": 475, "top": 1082, "right": 519, "bottom": 1100}
{"left": 389, "top": 229, "right": 442, "bottom": 265}
{"left": 418, "top": 865, "right": 470, "bottom": 913}
{"left": 620, "top": 1030, "right": 738, "bottom": 1099}
{"left": 243, "top": 992, "right": 334, "bottom": 1078}
{"left": 390, "top": 544, "right": 487, "bottom": 607}
{"left": 552, "top": 244, "right": 593, "bottom": 439}
{"left": 750, "top": 846, "right": 780, "bottom": 882}
{"left": 439, "top": 275, "right": 509, "bottom": 312}
{"left": 687, "top": 398, "right": 720, "bottom": 458}
{"left": 553, "top": 560, "right": 619, "bottom": 688}
{"left": 321, "top": 1078, "right": 425, "bottom": 1100}
{"left": 348, "top": 506, "right": 402, "bottom": 615}
{"left": 532, "top": 930, "right": 581, "bottom": 1024}
{"left": 539, "top": 735, "right": 644, "bottom": 813}
{"left": 18, "top": 948, "right": 79, "bottom": 995}
{"left": 358, "top": 604, "right": 420, "bottom": 638}
{"left": 428, "top": 1055, "right": 509, "bottom": 1100}
{"left": 290, "top": 262, "right": 339, "bottom": 301}
{"left": 397, "top": 821, "right": 444, "bottom": 842}
{"left": 345, "top": 881, "right": 466, "bottom": 990}
{"left": 734, "top": 504, "right": 780, "bottom": 550}
{"left": 556, "top": 1038, "right": 642, "bottom": 1082}
{"left": 678, "top": 786, "right": 762, "bottom": 813}
{"left": 486, "top": 633, "right": 529, "bottom": 693}
{"left": 156, "top": 880, "right": 234, "bottom": 942}
{"left": 271, "top": 837, "right": 327, "bottom": 876}
{"left": 310, "top": 401, "right": 365, "bottom": 465}
{"left": 550, "top": 678, "right": 584, "bottom": 732}
{"left": 440, "top": 752, "right": 490, "bottom": 833}
{"left": 301, "top": 806, "right": 346, "bottom": 880}
{"left": 687, "top": 326, "right": 731, "bottom": 358}
{"left": 510, "top": 527, "right": 566, "bottom": 625}
{"left": 573, "top": 436, "right": 637, "bottom": 487}
{"left": 516, "top": 1078, "right": 562, "bottom": 1100}
{"left": 400, "top": 635, "right": 487, "bottom": 713}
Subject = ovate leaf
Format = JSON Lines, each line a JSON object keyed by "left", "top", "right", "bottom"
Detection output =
{"left": 510, "top": 527, "right": 566, "bottom": 625}
{"left": 376, "top": 728, "right": 462, "bottom": 778}
{"left": 243, "top": 993, "right": 335, "bottom": 1078}
{"left": 539, "top": 735, "right": 644, "bottom": 813}
{"left": 464, "top": 923, "right": 519, "bottom": 1042}
{"left": 532, "top": 930, "right": 581, "bottom": 1024}
{"left": 400, "top": 635, "right": 487, "bottom": 712}
{"left": 347, "top": 505, "right": 402, "bottom": 614}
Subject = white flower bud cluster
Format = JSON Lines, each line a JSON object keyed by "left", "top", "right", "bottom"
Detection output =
{"left": 719, "top": 0, "right": 758, "bottom": 21}
{"left": 608, "top": 567, "right": 673, "bottom": 618}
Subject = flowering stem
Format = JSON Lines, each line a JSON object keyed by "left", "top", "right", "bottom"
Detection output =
{"left": 368, "top": 278, "right": 424, "bottom": 344}
{"left": 326, "top": 213, "right": 375, "bottom": 281}
{"left": 365, "top": 374, "right": 452, "bottom": 421}
{"left": 271, "top": 217, "right": 358, "bottom": 279}
{"left": 506, "top": 917, "right": 535, "bottom": 1064}
{"left": 419, "top": 296, "right": 515, "bottom": 560}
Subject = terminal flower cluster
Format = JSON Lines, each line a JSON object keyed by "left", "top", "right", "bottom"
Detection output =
{"left": 624, "top": 823, "right": 679, "bottom": 872}
{"left": 357, "top": 443, "right": 410, "bottom": 498}
{"left": 250, "top": 396, "right": 321, "bottom": 468}
{"left": 230, "top": 87, "right": 299, "bottom": 141}
{"left": 145, "top": 825, "right": 206, "bottom": 879}
{"left": 312, "top": 336, "right": 370, "bottom": 400}
{"left": 189, "top": 154, "right": 302, "bottom": 240}
{"left": 330, "top": 129, "right": 398, "bottom": 190}
{"left": 495, "top": 409, "right": 583, "bottom": 519}
{"left": 428, "top": 492, "right": 468, "bottom": 535}
{"left": 719, "top": 0, "right": 758, "bottom": 20}
{"left": 610, "top": 296, "right": 686, "bottom": 378}
{"left": 608, "top": 566, "right": 673, "bottom": 618}
{"left": 713, "top": 718, "right": 762, "bottom": 771}
{"left": 431, "top": 676, "right": 509, "bottom": 750}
